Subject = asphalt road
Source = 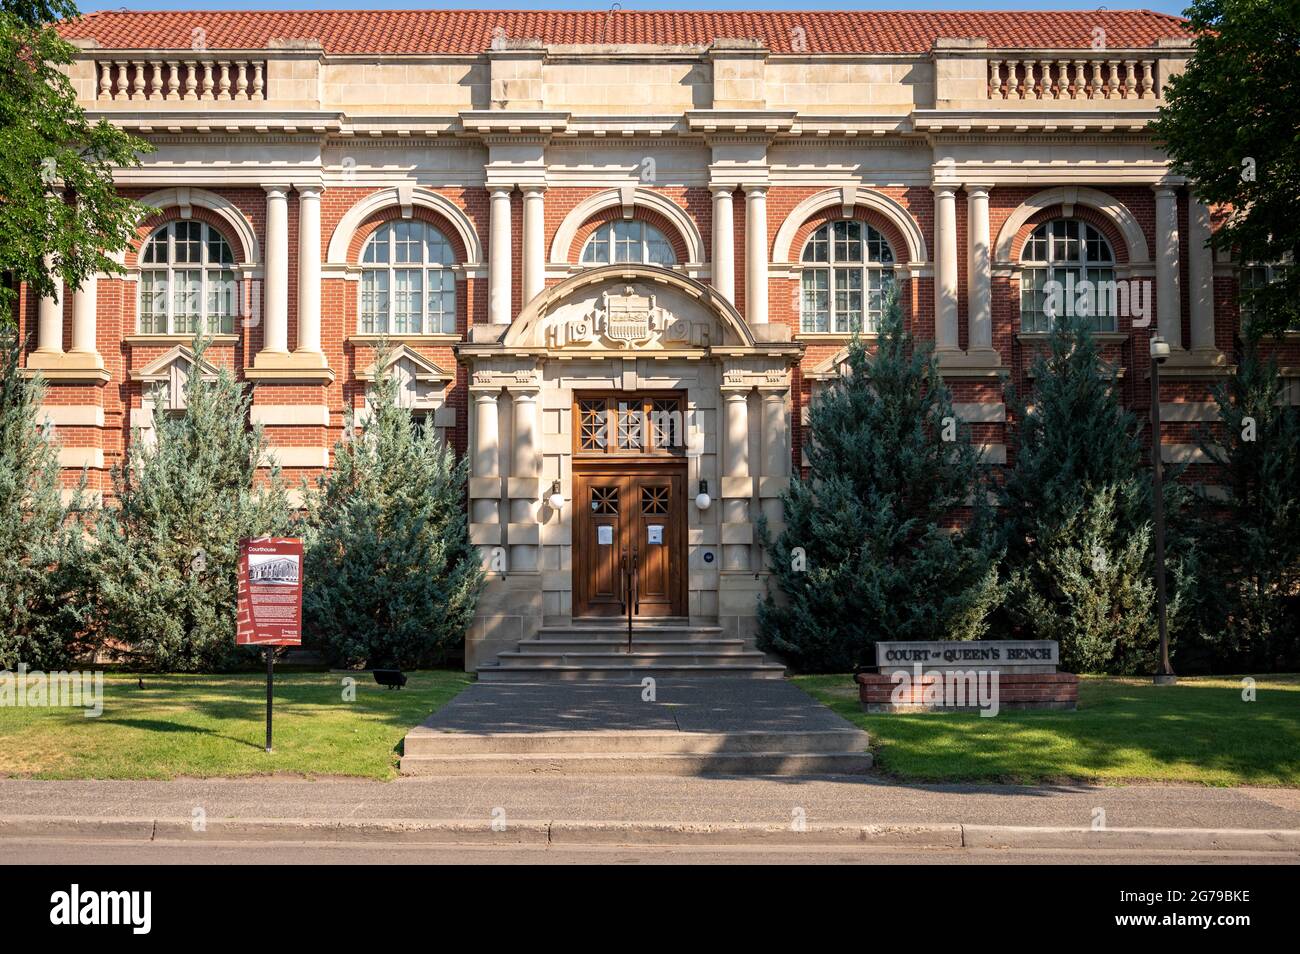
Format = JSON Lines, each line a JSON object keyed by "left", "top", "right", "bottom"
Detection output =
{"left": 5, "top": 838, "right": 1297, "bottom": 865}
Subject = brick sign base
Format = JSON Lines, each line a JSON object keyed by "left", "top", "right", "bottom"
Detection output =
{"left": 856, "top": 672, "right": 1079, "bottom": 712}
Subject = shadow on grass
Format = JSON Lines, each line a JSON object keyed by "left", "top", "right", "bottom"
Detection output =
{"left": 96, "top": 717, "right": 267, "bottom": 751}
{"left": 102, "top": 672, "right": 475, "bottom": 733}
{"left": 792, "top": 674, "right": 1300, "bottom": 786}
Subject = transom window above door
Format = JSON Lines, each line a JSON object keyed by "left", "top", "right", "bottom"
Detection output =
{"left": 576, "top": 394, "right": 685, "bottom": 456}
{"left": 581, "top": 220, "right": 676, "bottom": 266}
{"left": 360, "top": 220, "right": 457, "bottom": 335}
{"left": 800, "top": 221, "right": 896, "bottom": 334}
{"left": 138, "top": 221, "right": 237, "bottom": 335}
{"left": 1019, "top": 218, "right": 1117, "bottom": 333}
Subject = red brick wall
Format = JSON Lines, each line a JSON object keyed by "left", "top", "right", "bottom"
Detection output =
{"left": 19, "top": 180, "right": 1273, "bottom": 496}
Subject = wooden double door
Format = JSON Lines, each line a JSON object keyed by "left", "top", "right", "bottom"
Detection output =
{"left": 573, "top": 463, "right": 687, "bottom": 618}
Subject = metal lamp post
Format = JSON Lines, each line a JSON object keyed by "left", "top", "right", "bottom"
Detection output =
{"left": 1149, "top": 334, "right": 1176, "bottom": 685}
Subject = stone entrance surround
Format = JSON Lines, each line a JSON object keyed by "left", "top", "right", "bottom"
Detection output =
{"left": 21, "top": 12, "right": 1279, "bottom": 674}
{"left": 459, "top": 265, "right": 799, "bottom": 667}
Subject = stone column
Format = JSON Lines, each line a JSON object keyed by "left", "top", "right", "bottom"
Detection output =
{"left": 712, "top": 187, "right": 735, "bottom": 304}
{"left": 295, "top": 185, "right": 323, "bottom": 355}
{"left": 1188, "top": 194, "right": 1215, "bottom": 353}
{"left": 508, "top": 386, "right": 540, "bottom": 572}
{"left": 721, "top": 388, "right": 751, "bottom": 572}
{"left": 71, "top": 273, "right": 97, "bottom": 356}
{"left": 932, "top": 185, "right": 960, "bottom": 352}
{"left": 489, "top": 187, "right": 513, "bottom": 325}
{"left": 759, "top": 386, "right": 789, "bottom": 536}
{"left": 261, "top": 185, "right": 290, "bottom": 355}
{"left": 1153, "top": 184, "right": 1183, "bottom": 349}
{"left": 471, "top": 389, "right": 502, "bottom": 528}
{"left": 743, "top": 186, "right": 768, "bottom": 325}
{"left": 36, "top": 254, "right": 63, "bottom": 355}
{"left": 521, "top": 186, "right": 546, "bottom": 306}
{"left": 966, "top": 184, "right": 994, "bottom": 353}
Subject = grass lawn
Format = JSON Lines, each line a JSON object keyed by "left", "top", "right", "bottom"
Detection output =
{"left": 0, "top": 670, "right": 472, "bottom": 780}
{"left": 795, "top": 673, "right": 1300, "bottom": 786}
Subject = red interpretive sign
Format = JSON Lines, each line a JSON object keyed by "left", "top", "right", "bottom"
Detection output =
{"left": 236, "top": 538, "right": 304, "bottom": 647}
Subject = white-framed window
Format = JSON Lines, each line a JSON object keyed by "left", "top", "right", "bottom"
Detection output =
{"left": 360, "top": 220, "right": 457, "bottom": 335}
{"left": 137, "top": 221, "right": 237, "bottom": 335}
{"left": 1019, "top": 218, "right": 1117, "bottom": 333}
{"left": 799, "top": 221, "right": 896, "bottom": 333}
{"left": 1239, "top": 262, "right": 1294, "bottom": 326}
{"left": 581, "top": 220, "right": 676, "bottom": 266}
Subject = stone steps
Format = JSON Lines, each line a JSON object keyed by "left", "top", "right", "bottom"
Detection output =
{"left": 515, "top": 638, "right": 749, "bottom": 654}
{"left": 399, "top": 750, "right": 874, "bottom": 775}
{"left": 398, "top": 676, "right": 872, "bottom": 777}
{"left": 480, "top": 618, "right": 785, "bottom": 681}
{"left": 404, "top": 727, "right": 870, "bottom": 756}
{"left": 477, "top": 662, "right": 786, "bottom": 682}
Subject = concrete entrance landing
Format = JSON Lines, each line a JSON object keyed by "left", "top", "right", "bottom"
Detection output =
{"left": 400, "top": 679, "right": 872, "bottom": 776}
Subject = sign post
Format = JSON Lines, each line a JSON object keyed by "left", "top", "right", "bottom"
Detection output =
{"left": 236, "top": 538, "right": 304, "bottom": 753}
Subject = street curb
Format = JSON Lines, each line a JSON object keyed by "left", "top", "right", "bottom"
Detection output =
{"left": 962, "top": 824, "right": 1300, "bottom": 852}
{"left": 547, "top": 821, "right": 964, "bottom": 847}
{"left": 152, "top": 818, "right": 551, "bottom": 845}
{"left": 1, "top": 816, "right": 1298, "bottom": 851}
{"left": 0, "top": 816, "right": 156, "bottom": 841}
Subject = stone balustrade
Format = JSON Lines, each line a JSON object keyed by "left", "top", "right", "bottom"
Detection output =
{"left": 988, "top": 57, "right": 1157, "bottom": 101}
{"left": 95, "top": 59, "right": 268, "bottom": 102}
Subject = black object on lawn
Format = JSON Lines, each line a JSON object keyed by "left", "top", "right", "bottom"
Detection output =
{"left": 373, "top": 669, "right": 408, "bottom": 690}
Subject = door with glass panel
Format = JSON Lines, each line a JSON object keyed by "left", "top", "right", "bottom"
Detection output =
{"left": 571, "top": 392, "right": 687, "bottom": 619}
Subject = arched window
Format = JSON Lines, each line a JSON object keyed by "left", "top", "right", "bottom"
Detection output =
{"left": 800, "top": 221, "right": 895, "bottom": 333}
{"left": 581, "top": 220, "right": 676, "bottom": 266}
{"left": 138, "top": 221, "right": 236, "bottom": 335}
{"left": 1019, "top": 219, "right": 1116, "bottom": 333}
{"left": 360, "top": 220, "right": 457, "bottom": 335}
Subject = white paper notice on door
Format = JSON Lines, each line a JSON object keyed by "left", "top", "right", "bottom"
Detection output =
{"left": 647, "top": 524, "right": 664, "bottom": 545}
{"left": 597, "top": 525, "right": 613, "bottom": 546}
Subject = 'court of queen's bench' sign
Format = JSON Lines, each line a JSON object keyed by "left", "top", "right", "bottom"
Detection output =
{"left": 858, "top": 641, "right": 1077, "bottom": 713}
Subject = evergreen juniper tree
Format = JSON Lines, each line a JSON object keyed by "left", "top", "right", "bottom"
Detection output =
{"left": 1186, "top": 335, "right": 1300, "bottom": 670}
{"left": 92, "top": 336, "right": 291, "bottom": 672}
{"left": 0, "top": 330, "right": 92, "bottom": 668}
{"left": 302, "top": 355, "right": 483, "bottom": 669}
{"left": 1001, "top": 317, "right": 1183, "bottom": 673}
{"left": 757, "top": 299, "right": 1003, "bottom": 673}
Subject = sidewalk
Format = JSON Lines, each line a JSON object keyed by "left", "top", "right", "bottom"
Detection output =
{"left": 1, "top": 777, "right": 1298, "bottom": 851}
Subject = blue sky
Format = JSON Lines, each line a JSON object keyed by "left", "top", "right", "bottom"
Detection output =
{"left": 79, "top": 2, "right": 1192, "bottom": 18}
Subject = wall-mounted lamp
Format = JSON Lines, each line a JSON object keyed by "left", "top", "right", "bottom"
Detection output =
{"left": 695, "top": 479, "right": 711, "bottom": 511}
{"left": 547, "top": 479, "right": 565, "bottom": 512}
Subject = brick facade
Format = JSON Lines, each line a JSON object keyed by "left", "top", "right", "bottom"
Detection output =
{"left": 23, "top": 10, "right": 1297, "bottom": 666}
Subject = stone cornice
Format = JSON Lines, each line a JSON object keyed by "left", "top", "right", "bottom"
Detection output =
{"left": 913, "top": 109, "right": 1156, "bottom": 134}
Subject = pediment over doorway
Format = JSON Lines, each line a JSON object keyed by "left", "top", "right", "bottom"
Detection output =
{"left": 502, "top": 265, "right": 757, "bottom": 352}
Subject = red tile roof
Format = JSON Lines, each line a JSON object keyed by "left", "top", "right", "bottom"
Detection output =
{"left": 59, "top": 10, "right": 1193, "bottom": 55}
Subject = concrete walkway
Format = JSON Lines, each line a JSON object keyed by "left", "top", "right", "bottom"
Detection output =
{"left": 419, "top": 678, "right": 859, "bottom": 733}
{"left": 2, "top": 776, "right": 1297, "bottom": 829}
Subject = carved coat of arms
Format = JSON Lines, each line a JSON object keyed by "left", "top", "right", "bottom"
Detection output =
{"left": 542, "top": 284, "right": 704, "bottom": 349}
{"left": 599, "top": 286, "right": 656, "bottom": 346}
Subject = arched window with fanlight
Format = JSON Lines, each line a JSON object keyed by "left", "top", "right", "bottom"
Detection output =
{"left": 800, "top": 221, "right": 896, "bottom": 333}
{"left": 360, "top": 220, "right": 457, "bottom": 335}
{"left": 137, "top": 221, "right": 237, "bottom": 335}
{"left": 581, "top": 219, "right": 676, "bottom": 266}
{"left": 1019, "top": 219, "right": 1117, "bottom": 333}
